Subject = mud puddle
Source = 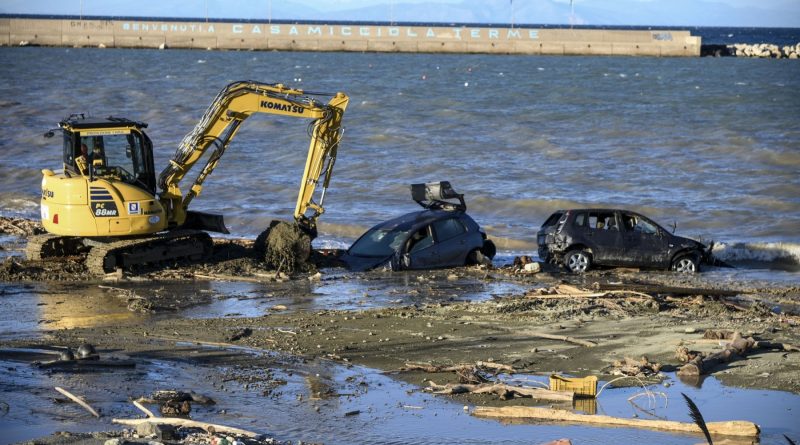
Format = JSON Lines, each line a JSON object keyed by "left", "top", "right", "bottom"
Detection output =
{"left": 0, "top": 268, "right": 527, "bottom": 332}
{"left": 1, "top": 343, "right": 798, "bottom": 445}
{"left": 182, "top": 269, "right": 529, "bottom": 319}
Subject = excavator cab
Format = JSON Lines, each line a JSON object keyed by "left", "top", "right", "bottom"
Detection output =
{"left": 39, "top": 115, "right": 169, "bottom": 240}
{"left": 60, "top": 116, "right": 157, "bottom": 194}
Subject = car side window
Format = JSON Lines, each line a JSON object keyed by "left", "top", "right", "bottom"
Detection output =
{"left": 635, "top": 217, "right": 658, "bottom": 235}
{"left": 621, "top": 213, "right": 658, "bottom": 235}
{"left": 573, "top": 212, "right": 586, "bottom": 227}
{"left": 433, "top": 218, "right": 466, "bottom": 243}
{"left": 588, "top": 211, "right": 617, "bottom": 230}
{"left": 408, "top": 226, "right": 433, "bottom": 253}
{"left": 542, "top": 212, "right": 563, "bottom": 227}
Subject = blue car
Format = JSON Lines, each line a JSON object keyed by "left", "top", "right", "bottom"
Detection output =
{"left": 342, "top": 182, "right": 496, "bottom": 271}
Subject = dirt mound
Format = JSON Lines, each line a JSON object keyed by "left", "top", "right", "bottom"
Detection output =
{"left": 0, "top": 216, "right": 44, "bottom": 237}
{"left": 255, "top": 221, "right": 313, "bottom": 274}
{"left": 0, "top": 256, "right": 89, "bottom": 281}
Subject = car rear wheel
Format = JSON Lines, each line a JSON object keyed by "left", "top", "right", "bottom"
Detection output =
{"left": 467, "top": 249, "right": 491, "bottom": 266}
{"left": 565, "top": 249, "right": 591, "bottom": 273}
{"left": 672, "top": 254, "right": 699, "bottom": 274}
{"left": 480, "top": 240, "right": 496, "bottom": 259}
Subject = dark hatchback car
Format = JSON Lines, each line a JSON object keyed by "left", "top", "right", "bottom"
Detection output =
{"left": 537, "top": 209, "right": 710, "bottom": 274}
{"left": 341, "top": 182, "right": 496, "bottom": 271}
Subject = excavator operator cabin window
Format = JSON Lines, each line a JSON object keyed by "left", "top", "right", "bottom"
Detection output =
{"left": 63, "top": 132, "right": 76, "bottom": 174}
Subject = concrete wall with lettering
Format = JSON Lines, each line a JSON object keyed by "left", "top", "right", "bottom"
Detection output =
{"left": 2, "top": 18, "right": 702, "bottom": 57}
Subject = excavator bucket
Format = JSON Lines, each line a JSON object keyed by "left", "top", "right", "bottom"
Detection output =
{"left": 183, "top": 210, "right": 230, "bottom": 234}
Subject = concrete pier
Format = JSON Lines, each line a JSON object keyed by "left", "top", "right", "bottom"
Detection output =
{"left": 1, "top": 17, "right": 702, "bottom": 57}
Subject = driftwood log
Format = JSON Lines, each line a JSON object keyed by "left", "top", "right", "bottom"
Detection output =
{"left": 473, "top": 406, "right": 760, "bottom": 438}
{"left": 400, "top": 361, "right": 515, "bottom": 374}
{"left": 113, "top": 401, "right": 258, "bottom": 438}
{"left": 426, "top": 381, "right": 573, "bottom": 402}
{"left": 677, "top": 331, "right": 799, "bottom": 376}
{"left": 527, "top": 284, "right": 656, "bottom": 302}
{"left": 38, "top": 358, "right": 136, "bottom": 369}
{"left": 112, "top": 417, "right": 259, "bottom": 437}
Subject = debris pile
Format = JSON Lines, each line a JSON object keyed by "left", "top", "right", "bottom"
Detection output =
{"left": 609, "top": 356, "right": 662, "bottom": 378}
{"left": 0, "top": 216, "right": 44, "bottom": 237}
{"left": 676, "top": 330, "right": 799, "bottom": 378}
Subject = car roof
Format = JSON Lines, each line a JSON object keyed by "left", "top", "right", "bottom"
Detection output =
{"left": 556, "top": 208, "right": 645, "bottom": 215}
{"left": 370, "top": 209, "right": 468, "bottom": 232}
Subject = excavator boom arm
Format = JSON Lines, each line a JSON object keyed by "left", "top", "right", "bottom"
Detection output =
{"left": 158, "top": 81, "right": 348, "bottom": 229}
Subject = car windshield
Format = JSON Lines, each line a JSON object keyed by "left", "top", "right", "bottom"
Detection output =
{"left": 349, "top": 227, "right": 412, "bottom": 257}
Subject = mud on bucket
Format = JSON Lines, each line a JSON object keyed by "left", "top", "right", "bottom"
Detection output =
{"left": 254, "top": 220, "right": 312, "bottom": 274}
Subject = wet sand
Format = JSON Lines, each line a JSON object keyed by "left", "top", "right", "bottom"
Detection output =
{"left": 1, "top": 217, "right": 799, "bottom": 443}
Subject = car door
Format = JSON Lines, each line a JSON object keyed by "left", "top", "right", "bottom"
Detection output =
{"left": 431, "top": 217, "right": 470, "bottom": 267}
{"left": 577, "top": 211, "right": 624, "bottom": 265}
{"left": 406, "top": 225, "right": 440, "bottom": 269}
{"left": 619, "top": 212, "right": 672, "bottom": 267}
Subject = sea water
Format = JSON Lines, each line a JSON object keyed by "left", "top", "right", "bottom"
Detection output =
{"left": 0, "top": 44, "right": 798, "bottom": 271}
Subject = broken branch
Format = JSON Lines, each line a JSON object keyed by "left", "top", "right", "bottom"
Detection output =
{"left": 113, "top": 401, "right": 257, "bottom": 438}
{"left": 55, "top": 386, "right": 100, "bottom": 418}
{"left": 133, "top": 400, "right": 157, "bottom": 418}
{"left": 526, "top": 332, "right": 598, "bottom": 348}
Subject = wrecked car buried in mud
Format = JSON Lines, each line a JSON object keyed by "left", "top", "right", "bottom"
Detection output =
{"left": 341, "top": 182, "right": 496, "bottom": 271}
{"left": 537, "top": 209, "right": 713, "bottom": 274}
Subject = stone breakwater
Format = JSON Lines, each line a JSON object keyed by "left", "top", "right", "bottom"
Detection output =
{"left": 703, "top": 42, "right": 800, "bottom": 58}
{"left": 1, "top": 17, "right": 701, "bottom": 57}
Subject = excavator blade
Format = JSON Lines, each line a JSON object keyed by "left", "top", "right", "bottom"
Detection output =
{"left": 183, "top": 210, "right": 230, "bottom": 234}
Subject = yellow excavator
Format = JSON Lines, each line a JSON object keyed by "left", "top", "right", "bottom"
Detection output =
{"left": 27, "top": 80, "right": 348, "bottom": 274}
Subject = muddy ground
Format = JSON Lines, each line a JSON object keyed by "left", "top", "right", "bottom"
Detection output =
{"left": 1, "top": 216, "right": 799, "bottom": 443}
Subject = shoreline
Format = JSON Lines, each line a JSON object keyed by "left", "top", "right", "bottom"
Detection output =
{"left": 1, "top": 218, "right": 799, "bottom": 443}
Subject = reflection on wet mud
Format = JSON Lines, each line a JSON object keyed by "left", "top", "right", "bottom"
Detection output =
{"left": 1, "top": 342, "right": 799, "bottom": 445}
{"left": 0, "top": 284, "right": 139, "bottom": 339}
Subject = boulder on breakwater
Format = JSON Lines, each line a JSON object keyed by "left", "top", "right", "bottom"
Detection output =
{"left": 703, "top": 42, "right": 800, "bottom": 58}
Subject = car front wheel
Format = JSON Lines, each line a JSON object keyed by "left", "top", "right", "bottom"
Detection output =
{"left": 672, "top": 254, "right": 699, "bottom": 274}
{"left": 565, "top": 249, "right": 591, "bottom": 273}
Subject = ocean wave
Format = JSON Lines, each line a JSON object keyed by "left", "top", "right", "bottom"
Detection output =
{"left": 713, "top": 241, "right": 800, "bottom": 271}
{"left": 0, "top": 195, "right": 39, "bottom": 219}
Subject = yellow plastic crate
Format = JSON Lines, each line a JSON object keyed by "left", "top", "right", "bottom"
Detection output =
{"left": 549, "top": 374, "right": 598, "bottom": 398}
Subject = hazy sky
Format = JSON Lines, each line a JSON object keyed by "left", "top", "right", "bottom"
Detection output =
{"left": 1, "top": 0, "right": 798, "bottom": 28}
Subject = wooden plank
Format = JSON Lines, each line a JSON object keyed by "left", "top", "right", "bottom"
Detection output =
{"left": 473, "top": 406, "right": 759, "bottom": 438}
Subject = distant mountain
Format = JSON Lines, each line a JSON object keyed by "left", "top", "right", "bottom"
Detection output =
{"left": 1, "top": 0, "right": 797, "bottom": 28}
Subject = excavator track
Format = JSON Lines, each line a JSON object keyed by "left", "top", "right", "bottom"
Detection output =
{"left": 26, "top": 231, "right": 212, "bottom": 275}
{"left": 25, "top": 234, "right": 86, "bottom": 261}
{"left": 84, "top": 230, "right": 213, "bottom": 275}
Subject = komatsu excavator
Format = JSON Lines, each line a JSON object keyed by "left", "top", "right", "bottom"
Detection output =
{"left": 27, "top": 81, "right": 348, "bottom": 274}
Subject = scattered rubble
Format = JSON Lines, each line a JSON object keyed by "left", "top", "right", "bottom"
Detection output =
{"left": 0, "top": 216, "right": 44, "bottom": 236}
{"left": 609, "top": 356, "right": 662, "bottom": 378}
